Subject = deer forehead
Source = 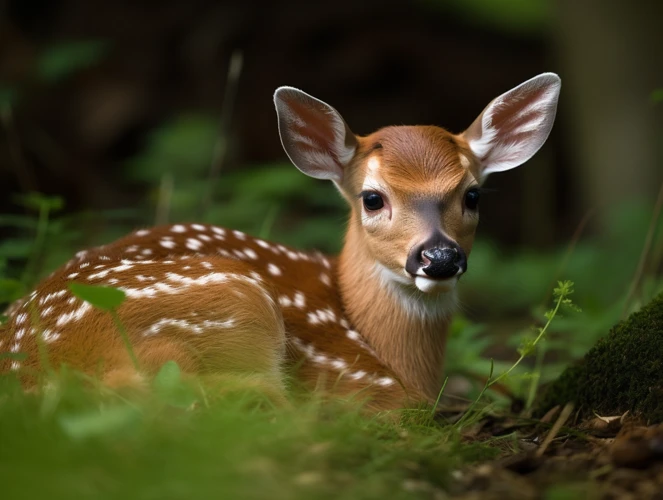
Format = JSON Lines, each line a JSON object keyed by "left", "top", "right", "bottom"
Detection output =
{"left": 354, "top": 126, "right": 479, "bottom": 199}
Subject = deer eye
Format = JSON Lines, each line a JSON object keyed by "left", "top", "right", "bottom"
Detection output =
{"left": 362, "top": 191, "right": 384, "bottom": 211}
{"left": 464, "top": 188, "right": 480, "bottom": 210}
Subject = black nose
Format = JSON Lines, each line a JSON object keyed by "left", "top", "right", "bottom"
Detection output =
{"left": 422, "top": 247, "right": 463, "bottom": 279}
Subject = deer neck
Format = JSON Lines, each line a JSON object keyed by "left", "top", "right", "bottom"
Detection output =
{"left": 337, "top": 223, "right": 455, "bottom": 401}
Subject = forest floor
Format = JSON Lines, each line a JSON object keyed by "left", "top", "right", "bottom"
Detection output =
{"left": 447, "top": 409, "right": 663, "bottom": 499}
{"left": 2, "top": 369, "right": 662, "bottom": 500}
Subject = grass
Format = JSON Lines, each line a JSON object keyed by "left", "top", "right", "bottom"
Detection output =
{"left": 0, "top": 370, "right": 496, "bottom": 499}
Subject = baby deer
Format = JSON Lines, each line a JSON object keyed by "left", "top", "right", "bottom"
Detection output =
{"left": 1, "top": 74, "right": 560, "bottom": 410}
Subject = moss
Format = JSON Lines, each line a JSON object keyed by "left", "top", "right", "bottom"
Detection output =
{"left": 538, "top": 292, "right": 663, "bottom": 422}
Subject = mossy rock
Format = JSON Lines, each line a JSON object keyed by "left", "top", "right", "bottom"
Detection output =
{"left": 538, "top": 292, "right": 663, "bottom": 422}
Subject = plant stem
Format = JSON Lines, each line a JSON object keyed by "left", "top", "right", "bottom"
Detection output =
{"left": 430, "top": 376, "right": 449, "bottom": 418}
{"left": 109, "top": 309, "right": 140, "bottom": 371}
{"left": 490, "top": 289, "right": 566, "bottom": 388}
{"left": 526, "top": 342, "right": 546, "bottom": 411}
{"left": 21, "top": 201, "right": 50, "bottom": 287}
{"left": 455, "top": 287, "right": 568, "bottom": 429}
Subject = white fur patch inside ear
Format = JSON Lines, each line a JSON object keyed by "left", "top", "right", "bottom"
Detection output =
{"left": 464, "top": 73, "right": 561, "bottom": 179}
{"left": 274, "top": 86, "right": 357, "bottom": 182}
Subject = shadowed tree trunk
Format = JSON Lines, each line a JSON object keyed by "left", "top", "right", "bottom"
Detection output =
{"left": 553, "top": 0, "right": 663, "bottom": 232}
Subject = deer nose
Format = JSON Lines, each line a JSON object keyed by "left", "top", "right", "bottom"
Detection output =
{"left": 421, "top": 247, "right": 464, "bottom": 279}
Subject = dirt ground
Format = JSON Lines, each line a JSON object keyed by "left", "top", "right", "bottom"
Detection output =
{"left": 446, "top": 408, "right": 663, "bottom": 500}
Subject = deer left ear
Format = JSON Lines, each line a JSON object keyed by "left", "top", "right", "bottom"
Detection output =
{"left": 462, "top": 73, "right": 561, "bottom": 181}
{"left": 274, "top": 86, "right": 357, "bottom": 182}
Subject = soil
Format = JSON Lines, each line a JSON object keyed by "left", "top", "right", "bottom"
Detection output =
{"left": 447, "top": 410, "right": 663, "bottom": 499}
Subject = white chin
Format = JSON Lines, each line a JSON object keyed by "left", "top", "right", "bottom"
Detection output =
{"left": 414, "top": 276, "right": 457, "bottom": 294}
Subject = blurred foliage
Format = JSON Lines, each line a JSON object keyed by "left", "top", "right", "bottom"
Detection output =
{"left": 36, "top": 40, "right": 110, "bottom": 84}
{"left": 127, "top": 113, "right": 346, "bottom": 252}
{"left": 421, "top": 0, "right": 550, "bottom": 34}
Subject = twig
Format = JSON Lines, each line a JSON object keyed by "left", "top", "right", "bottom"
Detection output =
{"left": 155, "top": 172, "right": 174, "bottom": 226}
{"left": 1, "top": 103, "right": 36, "bottom": 192}
{"left": 110, "top": 309, "right": 140, "bottom": 371}
{"left": 542, "top": 207, "right": 595, "bottom": 308}
{"left": 536, "top": 402, "right": 574, "bottom": 457}
{"left": 200, "top": 50, "right": 243, "bottom": 216}
{"left": 621, "top": 180, "right": 663, "bottom": 318}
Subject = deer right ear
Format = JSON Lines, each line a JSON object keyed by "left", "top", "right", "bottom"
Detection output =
{"left": 462, "top": 73, "right": 561, "bottom": 181}
{"left": 274, "top": 87, "right": 357, "bottom": 182}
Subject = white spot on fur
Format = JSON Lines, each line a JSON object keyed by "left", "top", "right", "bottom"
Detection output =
{"left": 367, "top": 155, "right": 380, "bottom": 174}
{"left": 160, "top": 239, "right": 176, "bottom": 249}
{"left": 42, "top": 329, "right": 61, "bottom": 343}
{"left": 256, "top": 239, "right": 270, "bottom": 249}
{"left": 267, "top": 263, "right": 281, "bottom": 276}
{"left": 144, "top": 317, "right": 235, "bottom": 336}
{"left": 233, "top": 230, "right": 246, "bottom": 240}
{"left": 186, "top": 238, "right": 203, "bottom": 251}
{"left": 135, "top": 229, "right": 150, "bottom": 237}
{"left": 171, "top": 225, "right": 187, "bottom": 233}
{"left": 191, "top": 224, "right": 206, "bottom": 231}
{"left": 67, "top": 272, "right": 79, "bottom": 279}
{"left": 293, "top": 292, "right": 305, "bottom": 309}
{"left": 319, "top": 273, "right": 331, "bottom": 286}
{"left": 279, "top": 295, "right": 292, "bottom": 307}
{"left": 113, "top": 263, "right": 134, "bottom": 273}
{"left": 56, "top": 302, "right": 92, "bottom": 327}
{"left": 244, "top": 248, "right": 258, "bottom": 260}
{"left": 88, "top": 269, "right": 110, "bottom": 280}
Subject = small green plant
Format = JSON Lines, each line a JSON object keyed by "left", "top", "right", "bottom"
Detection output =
{"left": 455, "top": 280, "right": 580, "bottom": 427}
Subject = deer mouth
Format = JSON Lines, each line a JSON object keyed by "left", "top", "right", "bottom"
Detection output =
{"left": 412, "top": 274, "right": 459, "bottom": 294}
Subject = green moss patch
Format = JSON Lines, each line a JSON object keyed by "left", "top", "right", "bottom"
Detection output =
{"left": 538, "top": 292, "right": 663, "bottom": 422}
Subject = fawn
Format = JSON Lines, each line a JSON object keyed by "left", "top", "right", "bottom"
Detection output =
{"left": 0, "top": 73, "right": 560, "bottom": 410}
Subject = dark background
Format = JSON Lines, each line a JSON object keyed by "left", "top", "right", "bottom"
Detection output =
{"left": 1, "top": 0, "right": 662, "bottom": 254}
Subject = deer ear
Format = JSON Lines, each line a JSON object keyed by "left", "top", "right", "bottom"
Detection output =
{"left": 274, "top": 87, "right": 357, "bottom": 182}
{"left": 462, "top": 73, "right": 561, "bottom": 180}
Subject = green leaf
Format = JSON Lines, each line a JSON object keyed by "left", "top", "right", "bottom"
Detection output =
{"left": 13, "top": 192, "right": 64, "bottom": 212}
{"left": 58, "top": 405, "right": 140, "bottom": 440}
{"left": 0, "top": 85, "right": 17, "bottom": 110}
{"left": 651, "top": 89, "right": 663, "bottom": 104}
{"left": 0, "top": 278, "right": 25, "bottom": 303}
{"left": 68, "top": 282, "right": 126, "bottom": 311}
{"left": 153, "top": 360, "right": 197, "bottom": 408}
{"left": 153, "top": 360, "right": 182, "bottom": 392}
{"left": 37, "top": 40, "right": 109, "bottom": 83}
{"left": 0, "top": 214, "right": 39, "bottom": 230}
{"left": 0, "top": 239, "right": 35, "bottom": 259}
{"left": 0, "top": 351, "right": 27, "bottom": 361}
{"left": 0, "top": 314, "right": 8, "bottom": 325}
